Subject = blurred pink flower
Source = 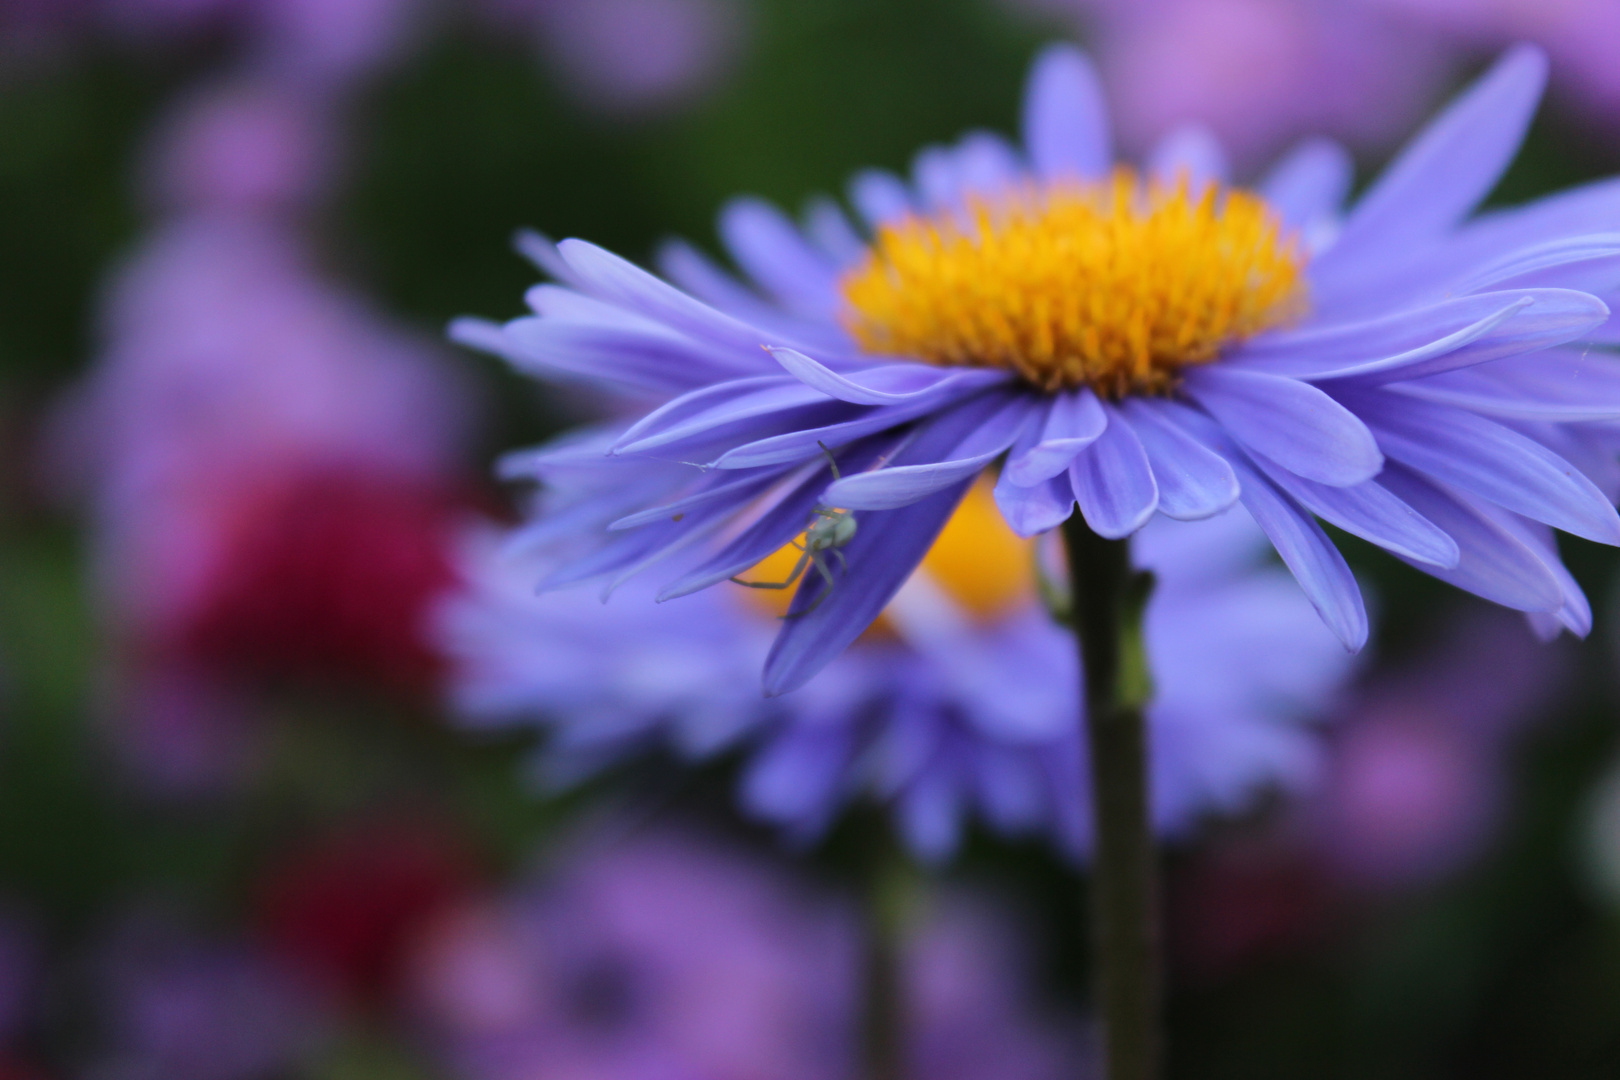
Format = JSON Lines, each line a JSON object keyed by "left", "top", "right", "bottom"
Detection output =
{"left": 406, "top": 825, "right": 1080, "bottom": 1080}
{"left": 1021, "top": 0, "right": 1454, "bottom": 168}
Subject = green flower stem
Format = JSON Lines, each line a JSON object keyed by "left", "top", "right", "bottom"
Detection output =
{"left": 1061, "top": 513, "right": 1160, "bottom": 1080}
{"left": 861, "top": 829, "right": 917, "bottom": 1080}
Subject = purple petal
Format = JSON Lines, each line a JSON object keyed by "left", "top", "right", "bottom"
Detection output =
{"left": 1377, "top": 465, "right": 1564, "bottom": 612}
{"left": 768, "top": 346, "right": 1010, "bottom": 405}
{"left": 512, "top": 228, "right": 582, "bottom": 287}
{"left": 912, "top": 144, "right": 961, "bottom": 210}
{"left": 1069, "top": 405, "right": 1159, "bottom": 538}
{"left": 1118, "top": 400, "right": 1240, "bottom": 520}
{"left": 1323, "top": 45, "right": 1548, "bottom": 272}
{"left": 613, "top": 376, "right": 841, "bottom": 456}
{"left": 1453, "top": 235, "right": 1620, "bottom": 296}
{"left": 762, "top": 419, "right": 980, "bottom": 695}
{"left": 802, "top": 196, "right": 866, "bottom": 266}
{"left": 1147, "top": 125, "right": 1228, "bottom": 187}
{"left": 1186, "top": 368, "right": 1383, "bottom": 486}
{"left": 1357, "top": 392, "right": 1620, "bottom": 544}
{"left": 992, "top": 472, "right": 1075, "bottom": 536}
{"left": 557, "top": 239, "right": 774, "bottom": 355}
{"left": 848, "top": 169, "right": 913, "bottom": 228}
{"left": 1229, "top": 458, "right": 1368, "bottom": 650}
{"left": 1247, "top": 456, "right": 1459, "bottom": 568}
{"left": 718, "top": 197, "right": 842, "bottom": 315}
{"left": 1485, "top": 508, "right": 1593, "bottom": 634}
{"left": 1235, "top": 290, "right": 1606, "bottom": 382}
{"left": 1003, "top": 387, "right": 1108, "bottom": 485}
{"left": 1392, "top": 348, "right": 1620, "bottom": 422}
{"left": 656, "top": 450, "right": 887, "bottom": 599}
{"left": 825, "top": 394, "right": 1031, "bottom": 510}
{"left": 656, "top": 239, "right": 852, "bottom": 354}
{"left": 1021, "top": 44, "right": 1111, "bottom": 179}
{"left": 899, "top": 768, "right": 964, "bottom": 863}
{"left": 740, "top": 725, "right": 854, "bottom": 827}
{"left": 1259, "top": 138, "right": 1353, "bottom": 228}
{"left": 496, "top": 314, "right": 750, "bottom": 394}
{"left": 608, "top": 470, "right": 782, "bottom": 530}
{"left": 953, "top": 131, "right": 1024, "bottom": 197}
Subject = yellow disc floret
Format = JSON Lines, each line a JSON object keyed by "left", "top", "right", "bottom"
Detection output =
{"left": 840, "top": 170, "right": 1307, "bottom": 397}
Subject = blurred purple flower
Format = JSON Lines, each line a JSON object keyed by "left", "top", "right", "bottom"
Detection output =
{"left": 91, "top": 910, "right": 323, "bottom": 1080}
{"left": 1374, "top": 0, "right": 1620, "bottom": 134}
{"left": 1318, "top": 604, "right": 1567, "bottom": 888}
{"left": 139, "top": 78, "right": 339, "bottom": 215}
{"left": 441, "top": 496, "right": 1354, "bottom": 861}
{"left": 505, "top": 0, "right": 748, "bottom": 117}
{"left": 1014, "top": 0, "right": 1454, "bottom": 167}
{"left": 405, "top": 824, "right": 1077, "bottom": 1080}
{"left": 0, "top": 0, "right": 98, "bottom": 79}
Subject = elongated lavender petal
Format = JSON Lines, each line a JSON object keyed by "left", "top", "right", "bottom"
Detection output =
{"left": 1069, "top": 406, "right": 1159, "bottom": 538}
{"left": 1022, "top": 44, "right": 1111, "bottom": 179}
{"left": 1187, "top": 368, "right": 1383, "bottom": 486}
{"left": 1120, "top": 400, "right": 1240, "bottom": 520}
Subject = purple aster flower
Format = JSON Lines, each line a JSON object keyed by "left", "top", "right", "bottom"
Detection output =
{"left": 441, "top": 491, "right": 1353, "bottom": 860}
{"left": 457, "top": 43, "right": 1620, "bottom": 695}
{"left": 404, "top": 823, "right": 1078, "bottom": 1080}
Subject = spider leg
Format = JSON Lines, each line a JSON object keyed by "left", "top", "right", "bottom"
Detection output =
{"left": 817, "top": 440, "right": 842, "bottom": 481}
{"left": 831, "top": 548, "right": 849, "bottom": 575}
{"left": 730, "top": 548, "right": 811, "bottom": 590}
{"left": 781, "top": 552, "right": 841, "bottom": 619}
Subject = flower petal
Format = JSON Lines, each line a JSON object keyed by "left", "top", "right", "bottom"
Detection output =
{"left": 1259, "top": 137, "right": 1354, "bottom": 229}
{"left": 1003, "top": 387, "right": 1108, "bottom": 485}
{"left": 1391, "top": 348, "right": 1620, "bottom": 422}
{"left": 992, "top": 472, "right": 1076, "bottom": 537}
{"left": 768, "top": 346, "right": 1010, "bottom": 405}
{"left": 826, "top": 394, "right": 1032, "bottom": 510}
{"left": 1324, "top": 45, "right": 1548, "bottom": 271}
{"left": 1147, "top": 124, "right": 1228, "bottom": 187}
{"left": 1118, "top": 400, "right": 1241, "bottom": 520}
{"left": 1186, "top": 368, "right": 1383, "bottom": 486}
{"left": 1247, "top": 455, "right": 1459, "bottom": 568}
{"left": 848, "top": 168, "right": 913, "bottom": 229}
{"left": 557, "top": 239, "right": 774, "bottom": 355}
{"left": 1377, "top": 465, "right": 1564, "bottom": 612}
{"left": 1021, "top": 43, "right": 1111, "bottom": 179}
{"left": 1357, "top": 392, "right": 1620, "bottom": 544}
{"left": 718, "top": 197, "right": 842, "bottom": 315}
{"left": 1228, "top": 458, "right": 1368, "bottom": 651}
{"left": 1069, "top": 405, "right": 1159, "bottom": 538}
{"left": 1235, "top": 290, "right": 1606, "bottom": 382}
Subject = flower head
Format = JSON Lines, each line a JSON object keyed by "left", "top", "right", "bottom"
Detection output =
{"left": 441, "top": 494, "right": 1353, "bottom": 861}
{"left": 459, "top": 42, "right": 1620, "bottom": 695}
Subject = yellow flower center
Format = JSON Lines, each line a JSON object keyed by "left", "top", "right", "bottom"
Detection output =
{"left": 739, "top": 478, "right": 1033, "bottom": 627}
{"left": 840, "top": 170, "right": 1308, "bottom": 397}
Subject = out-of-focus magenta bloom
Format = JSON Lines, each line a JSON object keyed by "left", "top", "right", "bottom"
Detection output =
{"left": 91, "top": 910, "right": 323, "bottom": 1080}
{"left": 479, "top": 0, "right": 749, "bottom": 116}
{"left": 405, "top": 824, "right": 1077, "bottom": 1080}
{"left": 1319, "top": 605, "right": 1566, "bottom": 888}
{"left": 1375, "top": 0, "right": 1620, "bottom": 133}
{"left": 252, "top": 815, "right": 484, "bottom": 1009}
{"left": 1018, "top": 0, "right": 1454, "bottom": 167}
{"left": 0, "top": 0, "right": 97, "bottom": 79}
